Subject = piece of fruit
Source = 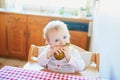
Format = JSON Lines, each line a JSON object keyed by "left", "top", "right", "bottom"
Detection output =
{"left": 54, "top": 43, "right": 70, "bottom": 60}
{"left": 54, "top": 51, "right": 65, "bottom": 60}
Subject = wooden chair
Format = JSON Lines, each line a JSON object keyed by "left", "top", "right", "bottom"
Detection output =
{"left": 23, "top": 44, "right": 100, "bottom": 71}
{"left": 71, "top": 44, "right": 100, "bottom": 71}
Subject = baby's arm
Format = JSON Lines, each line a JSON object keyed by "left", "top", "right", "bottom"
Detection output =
{"left": 68, "top": 48, "right": 86, "bottom": 72}
{"left": 37, "top": 46, "right": 61, "bottom": 67}
{"left": 38, "top": 45, "right": 64, "bottom": 67}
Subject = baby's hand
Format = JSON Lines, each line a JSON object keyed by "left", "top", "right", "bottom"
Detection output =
{"left": 61, "top": 46, "right": 71, "bottom": 62}
{"left": 47, "top": 46, "right": 62, "bottom": 59}
{"left": 61, "top": 46, "right": 69, "bottom": 56}
{"left": 47, "top": 45, "right": 70, "bottom": 60}
{"left": 51, "top": 46, "right": 63, "bottom": 55}
{"left": 53, "top": 46, "right": 65, "bottom": 60}
{"left": 49, "top": 43, "right": 70, "bottom": 56}
{"left": 54, "top": 46, "right": 69, "bottom": 60}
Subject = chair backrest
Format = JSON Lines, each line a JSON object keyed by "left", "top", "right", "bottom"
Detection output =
{"left": 28, "top": 44, "right": 100, "bottom": 71}
{"left": 28, "top": 45, "right": 39, "bottom": 63}
{"left": 70, "top": 44, "right": 100, "bottom": 71}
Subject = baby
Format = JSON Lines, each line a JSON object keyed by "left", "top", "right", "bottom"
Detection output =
{"left": 37, "top": 20, "right": 86, "bottom": 73}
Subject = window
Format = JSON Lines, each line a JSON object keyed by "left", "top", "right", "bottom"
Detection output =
{"left": 6, "top": 0, "right": 88, "bottom": 8}
{"left": 5, "top": 0, "right": 97, "bottom": 17}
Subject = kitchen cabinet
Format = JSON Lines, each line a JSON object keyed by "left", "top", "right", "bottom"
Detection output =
{"left": 6, "top": 13, "right": 27, "bottom": 59}
{"left": 0, "top": 12, "right": 51, "bottom": 59}
{"left": 3, "top": 13, "right": 51, "bottom": 59}
{"left": 27, "top": 15, "right": 51, "bottom": 52}
{"left": 63, "top": 21, "right": 89, "bottom": 50}
{"left": 0, "top": 12, "right": 7, "bottom": 56}
{"left": 70, "top": 31, "right": 88, "bottom": 50}
{"left": 0, "top": 10, "right": 91, "bottom": 59}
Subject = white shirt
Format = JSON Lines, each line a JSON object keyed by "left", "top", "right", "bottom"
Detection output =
{"left": 37, "top": 45, "right": 86, "bottom": 73}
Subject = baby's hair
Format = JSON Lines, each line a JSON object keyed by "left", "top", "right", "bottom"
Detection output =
{"left": 43, "top": 20, "right": 70, "bottom": 41}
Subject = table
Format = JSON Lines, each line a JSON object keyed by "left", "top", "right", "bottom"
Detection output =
{"left": 0, "top": 66, "right": 100, "bottom": 80}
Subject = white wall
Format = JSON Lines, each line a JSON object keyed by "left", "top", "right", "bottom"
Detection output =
{"left": 92, "top": 0, "right": 120, "bottom": 80}
{"left": 5, "top": 0, "right": 85, "bottom": 9}
{"left": 0, "top": 0, "right": 5, "bottom": 8}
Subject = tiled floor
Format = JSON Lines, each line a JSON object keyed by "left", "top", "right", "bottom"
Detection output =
{"left": 0, "top": 57, "right": 27, "bottom": 68}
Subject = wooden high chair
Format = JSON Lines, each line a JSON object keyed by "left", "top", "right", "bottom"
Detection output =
{"left": 23, "top": 44, "right": 100, "bottom": 76}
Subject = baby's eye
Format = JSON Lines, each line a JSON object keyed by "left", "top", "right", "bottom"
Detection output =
{"left": 63, "top": 36, "right": 67, "bottom": 39}
{"left": 55, "top": 39, "right": 59, "bottom": 42}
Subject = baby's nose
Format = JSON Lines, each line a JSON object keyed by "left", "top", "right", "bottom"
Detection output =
{"left": 60, "top": 39, "right": 65, "bottom": 46}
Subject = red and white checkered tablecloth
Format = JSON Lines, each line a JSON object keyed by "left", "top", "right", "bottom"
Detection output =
{"left": 0, "top": 66, "right": 100, "bottom": 80}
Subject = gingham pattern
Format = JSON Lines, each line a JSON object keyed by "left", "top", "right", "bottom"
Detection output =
{"left": 0, "top": 66, "right": 100, "bottom": 80}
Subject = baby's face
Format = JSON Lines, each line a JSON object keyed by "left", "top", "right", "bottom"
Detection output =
{"left": 47, "top": 29, "right": 70, "bottom": 47}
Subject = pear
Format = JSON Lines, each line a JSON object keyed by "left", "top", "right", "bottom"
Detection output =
{"left": 54, "top": 43, "right": 70, "bottom": 60}
{"left": 54, "top": 51, "right": 65, "bottom": 60}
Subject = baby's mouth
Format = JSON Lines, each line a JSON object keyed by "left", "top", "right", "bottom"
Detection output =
{"left": 63, "top": 43, "right": 70, "bottom": 47}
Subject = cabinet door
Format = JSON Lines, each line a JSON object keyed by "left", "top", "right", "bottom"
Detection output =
{"left": 0, "top": 12, "right": 7, "bottom": 56}
{"left": 70, "top": 30, "right": 88, "bottom": 50}
{"left": 63, "top": 21, "right": 89, "bottom": 50}
{"left": 27, "top": 16, "right": 51, "bottom": 51}
{"left": 7, "top": 14, "right": 27, "bottom": 59}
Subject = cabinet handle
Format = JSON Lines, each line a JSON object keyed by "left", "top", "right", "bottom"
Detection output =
{"left": 24, "top": 31, "right": 26, "bottom": 36}
{"left": 28, "top": 32, "right": 30, "bottom": 37}
{"left": 13, "top": 17, "right": 20, "bottom": 22}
